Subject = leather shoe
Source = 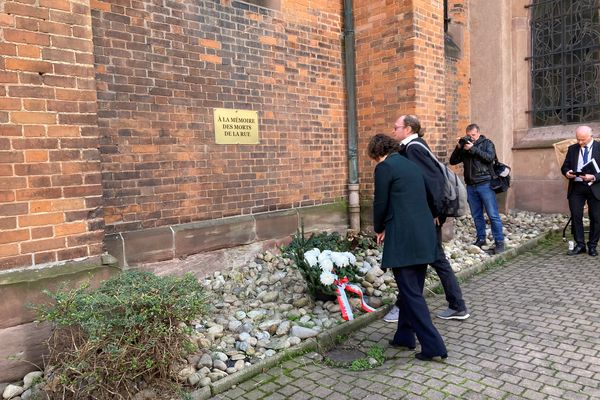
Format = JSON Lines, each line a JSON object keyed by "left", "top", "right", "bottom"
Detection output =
{"left": 388, "top": 340, "right": 415, "bottom": 350}
{"left": 414, "top": 352, "right": 448, "bottom": 361}
{"left": 473, "top": 238, "right": 486, "bottom": 248}
{"left": 589, "top": 248, "right": 598, "bottom": 257}
{"left": 567, "top": 245, "right": 586, "bottom": 256}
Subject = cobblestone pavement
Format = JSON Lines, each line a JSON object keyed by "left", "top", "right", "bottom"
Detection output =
{"left": 209, "top": 237, "right": 600, "bottom": 399}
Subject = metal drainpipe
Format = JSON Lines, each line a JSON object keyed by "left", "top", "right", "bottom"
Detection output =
{"left": 343, "top": 0, "right": 360, "bottom": 232}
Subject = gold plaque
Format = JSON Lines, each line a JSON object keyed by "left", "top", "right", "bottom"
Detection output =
{"left": 213, "top": 108, "right": 259, "bottom": 144}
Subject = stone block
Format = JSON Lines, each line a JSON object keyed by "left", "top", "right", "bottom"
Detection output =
{"left": 173, "top": 216, "right": 256, "bottom": 258}
{"left": 298, "top": 204, "right": 348, "bottom": 233}
{"left": 0, "top": 321, "right": 51, "bottom": 382}
{"left": 122, "top": 227, "right": 174, "bottom": 266}
{"left": 254, "top": 210, "right": 298, "bottom": 241}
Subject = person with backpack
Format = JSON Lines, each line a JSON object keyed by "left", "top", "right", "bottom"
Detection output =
{"left": 450, "top": 123, "right": 505, "bottom": 255}
{"left": 382, "top": 115, "right": 470, "bottom": 323}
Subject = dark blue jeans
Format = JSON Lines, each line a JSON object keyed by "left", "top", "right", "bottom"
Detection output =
{"left": 467, "top": 181, "right": 504, "bottom": 243}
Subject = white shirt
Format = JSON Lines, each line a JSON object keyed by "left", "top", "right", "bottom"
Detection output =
{"left": 575, "top": 140, "right": 594, "bottom": 182}
{"left": 576, "top": 142, "right": 594, "bottom": 182}
{"left": 400, "top": 134, "right": 419, "bottom": 146}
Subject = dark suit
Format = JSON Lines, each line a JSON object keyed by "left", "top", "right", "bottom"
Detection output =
{"left": 560, "top": 140, "right": 600, "bottom": 249}
{"left": 401, "top": 138, "right": 467, "bottom": 313}
{"left": 373, "top": 153, "right": 447, "bottom": 357}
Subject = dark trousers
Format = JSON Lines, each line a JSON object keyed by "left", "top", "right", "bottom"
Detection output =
{"left": 569, "top": 183, "right": 600, "bottom": 248}
{"left": 396, "top": 223, "right": 467, "bottom": 312}
{"left": 392, "top": 265, "right": 447, "bottom": 357}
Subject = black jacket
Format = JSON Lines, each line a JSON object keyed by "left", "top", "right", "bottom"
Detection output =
{"left": 449, "top": 135, "right": 496, "bottom": 185}
{"left": 400, "top": 137, "right": 445, "bottom": 218}
{"left": 560, "top": 140, "right": 600, "bottom": 201}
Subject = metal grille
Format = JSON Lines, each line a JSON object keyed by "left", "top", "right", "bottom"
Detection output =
{"left": 530, "top": 0, "right": 600, "bottom": 126}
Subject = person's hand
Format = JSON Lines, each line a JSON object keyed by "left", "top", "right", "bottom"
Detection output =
{"left": 565, "top": 170, "right": 576, "bottom": 179}
{"left": 582, "top": 174, "right": 596, "bottom": 182}
{"left": 463, "top": 142, "right": 474, "bottom": 151}
{"left": 376, "top": 231, "right": 385, "bottom": 245}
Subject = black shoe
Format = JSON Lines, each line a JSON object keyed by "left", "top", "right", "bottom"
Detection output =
{"left": 488, "top": 241, "right": 505, "bottom": 255}
{"left": 473, "top": 238, "right": 486, "bottom": 248}
{"left": 567, "top": 245, "right": 586, "bottom": 256}
{"left": 589, "top": 248, "right": 598, "bottom": 257}
{"left": 388, "top": 340, "right": 416, "bottom": 350}
{"left": 414, "top": 352, "right": 448, "bottom": 361}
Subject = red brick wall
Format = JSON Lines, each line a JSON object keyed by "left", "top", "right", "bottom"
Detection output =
{"left": 446, "top": 1, "right": 470, "bottom": 158}
{"left": 354, "top": 0, "right": 449, "bottom": 197}
{"left": 92, "top": 0, "right": 348, "bottom": 235}
{"left": 0, "top": 0, "right": 103, "bottom": 270}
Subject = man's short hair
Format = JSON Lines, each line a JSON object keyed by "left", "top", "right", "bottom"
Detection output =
{"left": 403, "top": 115, "right": 422, "bottom": 137}
{"left": 466, "top": 123, "right": 479, "bottom": 133}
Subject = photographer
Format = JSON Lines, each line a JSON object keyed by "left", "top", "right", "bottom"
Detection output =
{"left": 450, "top": 124, "right": 505, "bottom": 254}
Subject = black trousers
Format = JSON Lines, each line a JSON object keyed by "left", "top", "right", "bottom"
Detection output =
{"left": 396, "top": 222, "right": 467, "bottom": 312}
{"left": 569, "top": 182, "right": 600, "bottom": 248}
{"left": 392, "top": 265, "right": 447, "bottom": 357}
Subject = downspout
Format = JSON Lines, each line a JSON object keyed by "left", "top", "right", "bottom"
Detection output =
{"left": 343, "top": 0, "right": 360, "bottom": 231}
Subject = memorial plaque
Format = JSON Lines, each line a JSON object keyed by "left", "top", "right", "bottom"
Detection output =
{"left": 213, "top": 108, "right": 259, "bottom": 144}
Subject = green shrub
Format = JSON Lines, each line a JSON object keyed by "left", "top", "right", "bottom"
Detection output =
{"left": 36, "top": 270, "right": 208, "bottom": 399}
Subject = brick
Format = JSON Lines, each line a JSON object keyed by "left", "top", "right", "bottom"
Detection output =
{"left": 0, "top": 244, "right": 19, "bottom": 257}
{"left": 18, "top": 212, "right": 64, "bottom": 227}
{"left": 30, "top": 200, "right": 52, "bottom": 213}
{"left": 15, "top": 187, "right": 62, "bottom": 201}
{"left": 4, "top": 3, "right": 50, "bottom": 19}
{"left": 23, "top": 99, "right": 47, "bottom": 111}
{"left": 51, "top": 198, "right": 85, "bottom": 211}
{"left": 0, "top": 71, "right": 19, "bottom": 83}
{"left": 20, "top": 237, "right": 65, "bottom": 253}
{"left": 10, "top": 111, "right": 57, "bottom": 124}
{"left": 54, "top": 221, "right": 87, "bottom": 236}
{"left": 39, "top": 0, "right": 71, "bottom": 11}
{"left": 0, "top": 255, "right": 32, "bottom": 270}
{"left": 0, "top": 217, "right": 17, "bottom": 230}
{"left": 0, "top": 43, "right": 17, "bottom": 56}
{"left": 0, "top": 202, "right": 28, "bottom": 216}
{"left": 34, "top": 250, "right": 57, "bottom": 265}
{"left": 17, "top": 44, "right": 41, "bottom": 58}
{"left": 0, "top": 190, "right": 15, "bottom": 202}
{"left": 27, "top": 176, "right": 52, "bottom": 188}
{"left": 3, "top": 29, "right": 50, "bottom": 46}
{"left": 0, "top": 98, "right": 22, "bottom": 110}
{"left": 31, "top": 226, "right": 53, "bottom": 239}
{"left": 5, "top": 58, "right": 53, "bottom": 73}
{"left": 0, "top": 229, "right": 30, "bottom": 245}
{"left": 0, "top": 151, "right": 24, "bottom": 163}
{"left": 24, "top": 150, "right": 49, "bottom": 162}
{"left": 50, "top": 36, "right": 93, "bottom": 52}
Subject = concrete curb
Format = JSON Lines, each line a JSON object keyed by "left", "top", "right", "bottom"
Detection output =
{"left": 199, "top": 229, "right": 558, "bottom": 399}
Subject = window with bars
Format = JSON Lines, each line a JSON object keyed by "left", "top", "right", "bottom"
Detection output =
{"left": 530, "top": 0, "right": 600, "bottom": 126}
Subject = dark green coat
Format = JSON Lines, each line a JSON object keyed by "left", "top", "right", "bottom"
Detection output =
{"left": 373, "top": 153, "right": 437, "bottom": 268}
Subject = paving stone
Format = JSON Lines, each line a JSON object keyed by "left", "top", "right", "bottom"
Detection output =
{"left": 208, "top": 239, "right": 600, "bottom": 400}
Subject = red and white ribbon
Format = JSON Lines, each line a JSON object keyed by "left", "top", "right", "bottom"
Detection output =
{"left": 335, "top": 277, "right": 375, "bottom": 321}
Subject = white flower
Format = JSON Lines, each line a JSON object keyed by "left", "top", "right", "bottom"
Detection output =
{"left": 319, "top": 258, "right": 334, "bottom": 272}
{"left": 303, "top": 248, "right": 320, "bottom": 267}
{"left": 318, "top": 250, "right": 332, "bottom": 263}
{"left": 331, "top": 252, "right": 349, "bottom": 267}
{"left": 319, "top": 271, "right": 337, "bottom": 286}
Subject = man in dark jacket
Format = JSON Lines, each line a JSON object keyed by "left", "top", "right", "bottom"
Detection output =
{"left": 382, "top": 115, "right": 469, "bottom": 322}
{"left": 369, "top": 133, "right": 448, "bottom": 361}
{"left": 450, "top": 124, "right": 505, "bottom": 254}
{"left": 560, "top": 125, "right": 600, "bottom": 256}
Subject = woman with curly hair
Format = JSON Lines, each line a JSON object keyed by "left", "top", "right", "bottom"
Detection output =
{"left": 368, "top": 133, "right": 447, "bottom": 361}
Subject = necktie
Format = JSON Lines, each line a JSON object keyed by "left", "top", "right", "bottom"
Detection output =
{"left": 583, "top": 146, "right": 589, "bottom": 164}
